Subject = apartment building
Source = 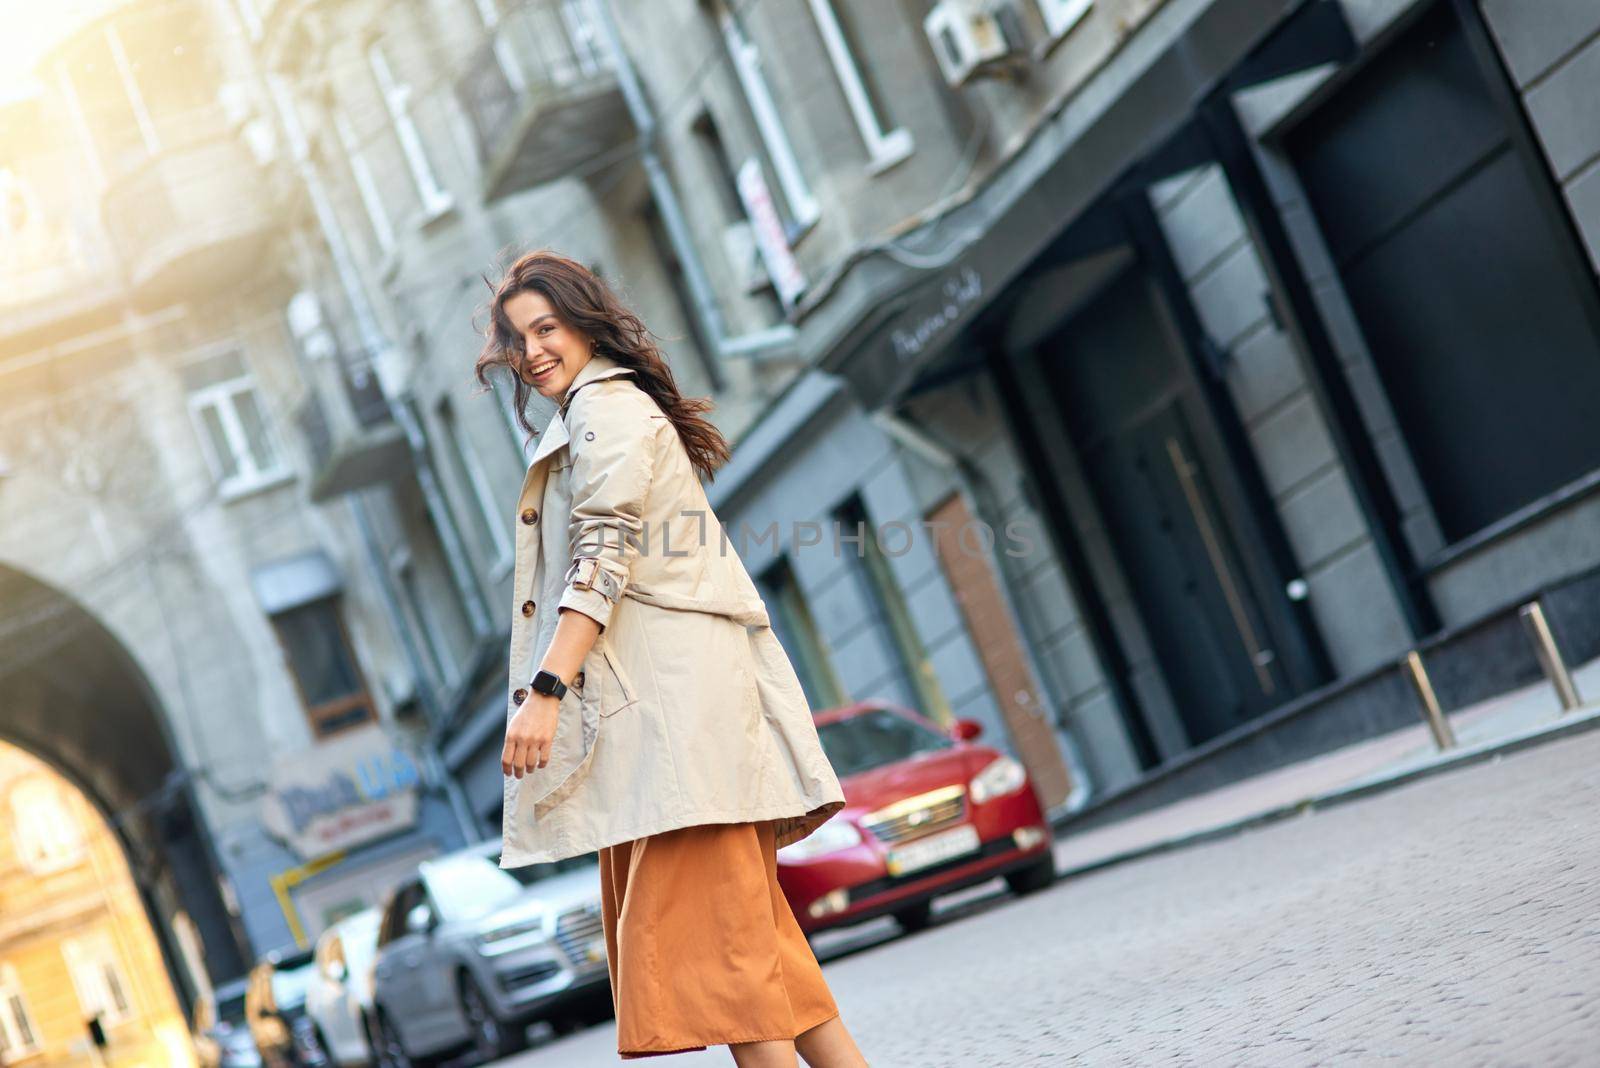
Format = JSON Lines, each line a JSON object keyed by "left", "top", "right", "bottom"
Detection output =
{"left": 0, "top": 0, "right": 474, "bottom": 987}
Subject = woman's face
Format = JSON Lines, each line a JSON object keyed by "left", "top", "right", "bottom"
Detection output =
{"left": 503, "top": 289, "right": 595, "bottom": 401}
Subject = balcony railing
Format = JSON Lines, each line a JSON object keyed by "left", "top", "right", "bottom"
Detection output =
{"left": 101, "top": 136, "right": 275, "bottom": 309}
{"left": 454, "top": 0, "right": 634, "bottom": 202}
{"left": 294, "top": 346, "right": 409, "bottom": 501}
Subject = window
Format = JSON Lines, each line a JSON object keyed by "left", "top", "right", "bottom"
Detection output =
{"left": 436, "top": 397, "right": 512, "bottom": 575}
{"left": 758, "top": 555, "right": 845, "bottom": 711}
{"left": 804, "top": 0, "right": 913, "bottom": 173}
{"left": 367, "top": 37, "right": 453, "bottom": 217}
{"left": 711, "top": 0, "right": 819, "bottom": 234}
{"left": 468, "top": 0, "right": 529, "bottom": 93}
{"left": 10, "top": 776, "right": 86, "bottom": 874}
{"left": 643, "top": 200, "right": 724, "bottom": 382}
{"left": 831, "top": 493, "right": 948, "bottom": 717}
{"left": 393, "top": 549, "right": 463, "bottom": 692}
{"left": 493, "top": 381, "right": 531, "bottom": 465}
{"left": 1286, "top": 3, "right": 1600, "bottom": 545}
{"left": 183, "top": 350, "right": 290, "bottom": 497}
{"left": 63, "top": 935, "right": 133, "bottom": 1027}
{"left": 0, "top": 966, "right": 39, "bottom": 1059}
{"left": 1035, "top": 0, "right": 1093, "bottom": 40}
{"left": 334, "top": 110, "right": 396, "bottom": 256}
{"left": 268, "top": 598, "right": 377, "bottom": 738}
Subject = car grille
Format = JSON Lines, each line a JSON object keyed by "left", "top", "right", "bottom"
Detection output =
{"left": 554, "top": 903, "right": 607, "bottom": 968}
{"left": 861, "top": 785, "right": 967, "bottom": 844}
{"left": 498, "top": 960, "right": 562, "bottom": 991}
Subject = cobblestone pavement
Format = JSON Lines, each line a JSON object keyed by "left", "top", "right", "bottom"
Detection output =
{"left": 501, "top": 730, "right": 1600, "bottom": 1066}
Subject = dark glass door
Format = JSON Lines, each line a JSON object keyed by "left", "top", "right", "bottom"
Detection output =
{"left": 1040, "top": 267, "right": 1289, "bottom": 745}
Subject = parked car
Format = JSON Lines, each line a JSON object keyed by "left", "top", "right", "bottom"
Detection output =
{"left": 306, "top": 907, "right": 383, "bottom": 1067}
{"left": 368, "top": 841, "right": 610, "bottom": 1066}
{"left": 778, "top": 701, "right": 1057, "bottom": 934}
{"left": 194, "top": 976, "right": 264, "bottom": 1068}
{"left": 247, "top": 947, "right": 330, "bottom": 1068}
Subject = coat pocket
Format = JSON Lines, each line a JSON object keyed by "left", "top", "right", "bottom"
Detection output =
{"left": 598, "top": 643, "right": 638, "bottom": 717}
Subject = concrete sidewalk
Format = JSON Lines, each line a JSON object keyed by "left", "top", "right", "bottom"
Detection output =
{"left": 1051, "top": 655, "right": 1600, "bottom": 878}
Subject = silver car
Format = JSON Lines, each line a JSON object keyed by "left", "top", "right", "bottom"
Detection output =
{"left": 368, "top": 842, "right": 610, "bottom": 1066}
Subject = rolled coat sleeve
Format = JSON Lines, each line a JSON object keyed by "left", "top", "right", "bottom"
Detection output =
{"left": 557, "top": 383, "right": 661, "bottom": 630}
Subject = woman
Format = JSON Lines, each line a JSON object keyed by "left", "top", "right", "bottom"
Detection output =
{"left": 474, "top": 250, "right": 869, "bottom": 1067}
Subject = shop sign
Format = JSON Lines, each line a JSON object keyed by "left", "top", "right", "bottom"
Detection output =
{"left": 737, "top": 158, "right": 806, "bottom": 309}
{"left": 261, "top": 724, "right": 422, "bottom": 860}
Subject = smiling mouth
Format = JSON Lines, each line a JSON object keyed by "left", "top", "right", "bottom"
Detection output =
{"left": 528, "top": 359, "right": 559, "bottom": 379}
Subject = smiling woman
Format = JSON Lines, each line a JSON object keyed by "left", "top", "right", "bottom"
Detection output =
{"left": 470, "top": 249, "right": 869, "bottom": 1066}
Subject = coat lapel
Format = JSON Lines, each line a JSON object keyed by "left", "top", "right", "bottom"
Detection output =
{"left": 516, "top": 353, "right": 638, "bottom": 504}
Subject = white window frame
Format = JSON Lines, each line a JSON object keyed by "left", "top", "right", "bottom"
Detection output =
{"left": 439, "top": 400, "right": 513, "bottom": 577}
{"left": 0, "top": 965, "right": 41, "bottom": 1060}
{"left": 334, "top": 110, "right": 396, "bottom": 257}
{"left": 719, "top": 7, "right": 820, "bottom": 233}
{"left": 558, "top": 0, "right": 606, "bottom": 78}
{"left": 1036, "top": 0, "right": 1094, "bottom": 40}
{"left": 470, "top": 0, "right": 529, "bottom": 94}
{"left": 187, "top": 368, "right": 292, "bottom": 498}
{"left": 366, "top": 38, "right": 455, "bottom": 219}
{"left": 9, "top": 777, "right": 86, "bottom": 875}
{"left": 62, "top": 935, "right": 134, "bottom": 1028}
{"left": 804, "top": 0, "right": 913, "bottom": 174}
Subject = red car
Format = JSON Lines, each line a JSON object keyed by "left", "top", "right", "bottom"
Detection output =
{"left": 776, "top": 701, "right": 1057, "bottom": 934}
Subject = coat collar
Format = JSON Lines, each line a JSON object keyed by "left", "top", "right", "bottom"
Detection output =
{"left": 524, "top": 352, "right": 635, "bottom": 471}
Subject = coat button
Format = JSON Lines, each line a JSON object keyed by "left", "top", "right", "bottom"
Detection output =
{"left": 520, "top": 600, "right": 535, "bottom": 617}
{"left": 520, "top": 508, "right": 539, "bottom": 525}
{"left": 512, "top": 687, "right": 528, "bottom": 705}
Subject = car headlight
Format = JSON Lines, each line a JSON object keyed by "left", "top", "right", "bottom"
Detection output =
{"left": 777, "top": 814, "right": 863, "bottom": 861}
{"left": 969, "top": 755, "right": 1027, "bottom": 803}
{"left": 477, "top": 916, "right": 545, "bottom": 945}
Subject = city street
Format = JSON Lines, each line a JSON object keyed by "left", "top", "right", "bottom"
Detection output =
{"left": 503, "top": 730, "right": 1600, "bottom": 1066}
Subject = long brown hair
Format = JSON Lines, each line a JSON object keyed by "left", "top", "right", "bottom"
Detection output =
{"left": 472, "top": 249, "right": 730, "bottom": 482}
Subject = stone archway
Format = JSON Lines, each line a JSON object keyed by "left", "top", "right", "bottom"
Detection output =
{"left": 0, "top": 566, "right": 249, "bottom": 1013}
{"left": 0, "top": 742, "right": 198, "bottom": 1064}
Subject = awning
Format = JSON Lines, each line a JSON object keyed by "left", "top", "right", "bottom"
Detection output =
{"left": 250, "top": 550, "right": 343, "bottom": 615}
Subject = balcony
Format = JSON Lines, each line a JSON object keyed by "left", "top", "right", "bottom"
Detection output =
{"left": 454, "top": 0, "right": 634, "bottom": 202}
{"left": 294, "top": 348, "right": 410, "bottom": 502}
{"left": 101, "top": 137, "right": 275, "bottom": 310}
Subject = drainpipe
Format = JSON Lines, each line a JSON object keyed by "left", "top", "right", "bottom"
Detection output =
{"left": 265, "top": 76, "right": 493, "bottom": 641}
{"left": 587, "top": 0, "right": 799, "bottom": 377}
{"left": 348, "top": 496, "right": 481, "bottom": 844}
{"left": 871, "top": 410, "right": 1094, "bottom": 813}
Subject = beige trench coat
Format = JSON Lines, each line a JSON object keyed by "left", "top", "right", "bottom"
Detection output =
{"left": 499, "top": 352, "right": 845, "bottom": 867}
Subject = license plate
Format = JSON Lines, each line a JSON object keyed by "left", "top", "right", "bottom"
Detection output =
{"left": 585, "top": 937, "right": 607, "bottom": 962}
{"left": 886, "top": 824, "right": 981, "bottom": 876}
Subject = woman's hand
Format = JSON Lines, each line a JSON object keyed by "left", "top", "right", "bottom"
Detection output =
{"left": 503, "top": 692, "right": 561, "bottom": 778}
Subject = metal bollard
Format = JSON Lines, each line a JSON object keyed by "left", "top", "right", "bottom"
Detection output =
{"left": 1403, "top": 650, "right": 1457, "bottom": 751}
{"left": 1519, "top": 600, "right": 1584, "bottom": 712}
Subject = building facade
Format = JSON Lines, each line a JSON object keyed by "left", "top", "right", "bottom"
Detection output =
{"left": 0, "top": 0, "right": 479, "bottom": 998}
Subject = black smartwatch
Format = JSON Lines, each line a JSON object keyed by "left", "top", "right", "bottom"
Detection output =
{"left": 530, "top": 669, "right": 568, "bottom": 700}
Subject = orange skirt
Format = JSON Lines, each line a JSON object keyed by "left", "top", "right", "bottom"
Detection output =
{"left": 597, "top": 818, "right": 841, "bottom": 1058}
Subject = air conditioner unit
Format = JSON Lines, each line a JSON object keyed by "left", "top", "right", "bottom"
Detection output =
{"left": 924, "top": 0, "right": 1027, "bottom": 88}
{"left": 721, "top": 219, "right": 771, "bottom": 295}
